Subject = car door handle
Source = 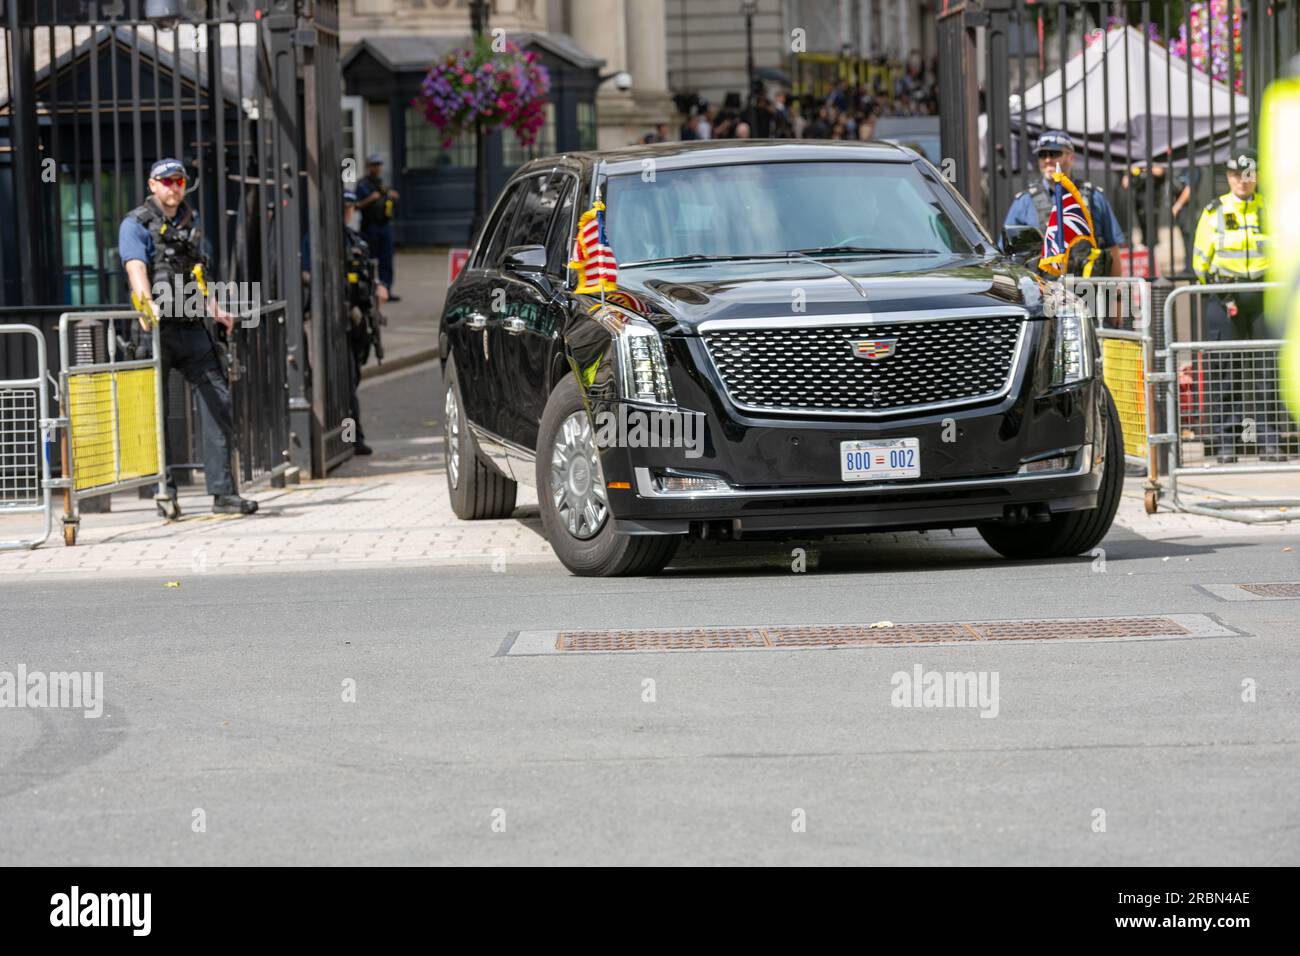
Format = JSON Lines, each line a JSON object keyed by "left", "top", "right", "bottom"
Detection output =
{"left": 466, "top": 312, "right": 487, "bottom": 330}
{"left": 503, "top": 316, "right": 526, "bottom": 334}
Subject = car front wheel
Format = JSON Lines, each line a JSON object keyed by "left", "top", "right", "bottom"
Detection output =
{"left": 536, "top": 376, "right": 681, "bottom": 576}
{"left": 976, "top": 387, "right": 1124, "bottom": 560}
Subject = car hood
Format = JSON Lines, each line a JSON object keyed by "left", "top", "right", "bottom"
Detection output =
{"left": 612, "top": 255, "right": 1044, "bottom": 334}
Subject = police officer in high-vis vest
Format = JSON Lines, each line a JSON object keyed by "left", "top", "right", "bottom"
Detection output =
{"left": 1192, "top": 148, "right": 1284, "bottom": 461}
{"left": 1004, "top": 130, "right": 1126, "bottom": 275}
{"left": 119, "top": 158, "right": 259, "bottom": 517}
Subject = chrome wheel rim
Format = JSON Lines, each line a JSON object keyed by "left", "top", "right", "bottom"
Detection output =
{"left": 445, "top": 385, "right": 461, "bottom": 490}
{"left": 550, "top": 410, "right": 608, "bottom": 540}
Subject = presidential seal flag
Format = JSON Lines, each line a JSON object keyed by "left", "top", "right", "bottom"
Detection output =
{"left": 1039, "top": 168, "right": 1100, "bottom": 277}
{"left": 570, "top": 199, "right": 618, "bottom": 294}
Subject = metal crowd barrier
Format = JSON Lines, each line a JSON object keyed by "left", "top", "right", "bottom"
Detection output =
{"left": 1073, "top": 277, "right": 1162, "bottom": 509}
{"left": 53, "top": 312, "right": 167, "bottom": 546}
{"left": 0, "top": 325, "right": 56, "bottom": 550}
{"left": 1153, "top": 282, "right": 1300, "bottom": 524}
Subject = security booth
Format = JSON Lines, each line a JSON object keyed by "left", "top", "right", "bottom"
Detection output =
{"left": 342, "top": 32, "right": 602, "bottom": 247}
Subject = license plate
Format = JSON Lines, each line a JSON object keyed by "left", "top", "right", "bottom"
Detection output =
{"left": 840, "top": 438, "right": 920, "bottom": 482}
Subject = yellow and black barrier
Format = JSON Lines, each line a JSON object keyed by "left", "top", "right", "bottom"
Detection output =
{"left": 56, "top": 311, "right": 167, "bottom": 546}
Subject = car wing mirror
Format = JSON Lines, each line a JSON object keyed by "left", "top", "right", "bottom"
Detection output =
{"left": 502, "top": 244, "right": 548, "bottom": 274}
{"left": 1000, "top": 225, "right": 1043, "bottom": 265}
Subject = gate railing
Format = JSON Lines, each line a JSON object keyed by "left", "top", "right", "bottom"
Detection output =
{"left": 0, "top": 324, "right": 55, "bottom": 550}
{"left": 1153, "top": 282, "right": 1300, "bottom": 522}
{"left": 0, "top": 0, "right": 348, "bottom": 480}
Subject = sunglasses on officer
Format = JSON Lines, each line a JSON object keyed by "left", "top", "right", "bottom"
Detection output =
{"left": 154, "top": 175, "right": 186, "bottom": 189}
{"left": 1037, "top": 149, "right": 1064, "bottom": 159}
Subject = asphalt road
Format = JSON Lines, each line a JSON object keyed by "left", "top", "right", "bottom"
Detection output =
{"left": 1, "top": 363, "right": 1297, "bottom": 865}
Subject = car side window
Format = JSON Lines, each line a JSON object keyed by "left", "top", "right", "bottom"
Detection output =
{"left": 545, "top": 176, "right": 577, "bottom": 275}
{"left": 480, "top": 183, "right": 524, "bottom": 269}
{"left": 503, "top": 174, "right": 563, "bottom": 253}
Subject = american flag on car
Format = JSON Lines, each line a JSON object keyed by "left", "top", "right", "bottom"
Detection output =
{"left": 570, "top": 199, "right": 618, "bottom": 294}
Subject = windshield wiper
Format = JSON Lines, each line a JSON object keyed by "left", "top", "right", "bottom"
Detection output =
{"left": 624, "top": 253, "right": 790, "bottom": 266}
{"left": 790, "top": 245, "right": 940, "bottom": 256}
{"left": 784, "top": 250, "right": 867, "bottom": 299}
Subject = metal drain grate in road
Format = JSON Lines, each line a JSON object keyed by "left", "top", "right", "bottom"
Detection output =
{"left": 505, "top": 614, "right": 1237, "bottom": 656}
{"left": 1197, "top": 582, "right": 1300, "bottom": 602}
{"left": 1237, "top": 583, "right": 1300, "bottom": 598}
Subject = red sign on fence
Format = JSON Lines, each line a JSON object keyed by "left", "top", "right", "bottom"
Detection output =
{"left": 1118, "top": 246, "right": 1152, "bottom": 278}
{"left": 448, "top": 248, "right": 471, "bottom": 284}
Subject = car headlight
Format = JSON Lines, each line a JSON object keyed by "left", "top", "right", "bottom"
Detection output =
{"left": 1050, "top": 310, "right": 1094, "bottom": 387}
{"left": 616, "top": 318, "right": 675, "bottom": 405}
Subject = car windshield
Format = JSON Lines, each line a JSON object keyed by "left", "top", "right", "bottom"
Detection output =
{"left": 604, "top": 160, "right": 977, "bottom": 265}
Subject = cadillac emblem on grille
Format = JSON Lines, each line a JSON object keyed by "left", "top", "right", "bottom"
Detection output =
{"left": 702, "top": 314, "right": 1024, "bottom": 415}
{"left": 847, "top": 338, "right": 897, "bottom": 360}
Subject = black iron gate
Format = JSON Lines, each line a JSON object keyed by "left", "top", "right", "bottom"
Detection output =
{"left": 0, "top": 0, "right": 350, "bottom": 483}
{"left": 939, "top": 0, "right": 1300, "bottom": 278}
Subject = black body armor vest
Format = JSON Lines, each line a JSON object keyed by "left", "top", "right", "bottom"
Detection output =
{"left": 129, "top": 197, "right": 205, "bottom": 290}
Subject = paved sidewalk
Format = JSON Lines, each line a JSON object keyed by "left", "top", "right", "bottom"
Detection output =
{"left": 1, "top": 438, "right": 1293, "bottom": 581}
{"left": 359, "top": 247, "right": 450, "bottom": 379}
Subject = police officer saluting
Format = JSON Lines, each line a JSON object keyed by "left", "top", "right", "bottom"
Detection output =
{"left": 1192, "top": 148, "right": 1283, "bottom": 461}
{"left": 119, "top": 158, "right": 258, "bottom": 516}
{"left": 342, "top": 189, "right": 388, "bottom": 455}
{"left": 1005, "top": 130, "right": 1126, "bottom": 275}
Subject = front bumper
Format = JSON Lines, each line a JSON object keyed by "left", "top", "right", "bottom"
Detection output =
{"left": 612, "top": 445, "right": 1099, "bottom": 535}
{"left": 593, "top": 325, "right": 1109, "bottom": 537}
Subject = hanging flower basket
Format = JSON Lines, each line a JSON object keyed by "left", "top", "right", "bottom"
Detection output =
{"left": 415, "top": 37, "right": 551, "bottom": 150}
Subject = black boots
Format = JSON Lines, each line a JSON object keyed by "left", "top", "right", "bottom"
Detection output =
{"left": 213, "top": 495, "right": 259, "bottom": 515}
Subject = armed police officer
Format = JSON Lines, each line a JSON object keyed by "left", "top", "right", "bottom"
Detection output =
{"left": 1192, "top": 148, "right": 1283, "bottom": 461}
{"left": 1005, "top": 130, "right": 1126, "bottom": 276}
{"left": 119, "top": 158, "right": 258, "bottom": 517}
{"left": 342, "top": 189, "right": 387, "bottom": 455}
{"left": 355, "top": 153, "right": 400, "bottom": 301}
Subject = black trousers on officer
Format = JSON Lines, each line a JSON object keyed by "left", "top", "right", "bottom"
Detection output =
{"left": 348, "top": 324, "right": 368, "bottom": 445}
{"left": 1202, "top": 291, "right": 1283, "bottom": 454}
{"left": 157, "top": 322, "right": 237, "bottom": 497}
{"left": 362, "top": 223, "right": 395, "bottom": 291}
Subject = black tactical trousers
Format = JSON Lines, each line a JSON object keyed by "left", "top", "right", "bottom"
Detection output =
{"left": 348, "top": 330, "right": 367, "bottom": 445}
{"left": 158, "top": 322, "right": 236, "bottom": 496}
{"left": 1202, "top": 291, "right": 1282, "bottom": 453}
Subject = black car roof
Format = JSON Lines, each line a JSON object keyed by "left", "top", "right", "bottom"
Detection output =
{"left": 512, "top": 139, "right": 915, "bottom": 180}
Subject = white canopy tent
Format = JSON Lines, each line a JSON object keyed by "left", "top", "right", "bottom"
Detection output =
{"left": 982, "top": 25, "right": 1252, "bottom": 173}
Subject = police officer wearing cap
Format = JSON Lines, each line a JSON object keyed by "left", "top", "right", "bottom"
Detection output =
{"left": 119, "top": 158, "right": 258, "bottom": 517}
{"left": 1192, "top": 147, "right": 1283, "bottom": 461}
{"left": 355, "top": 153, "right": 400, "bottom": 301}
{"left": 1004, "top": 130, "right": 1126, "bottom": 275}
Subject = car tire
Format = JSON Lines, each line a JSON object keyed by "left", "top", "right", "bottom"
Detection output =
{"left": 536, "top": 376, "right": 681, "bottom": 576}
{"left": 444, "top": 357, "right": 518, "bottom": 520}
{"left": 977, "top": 387, "right": 1124, "bottom": 560}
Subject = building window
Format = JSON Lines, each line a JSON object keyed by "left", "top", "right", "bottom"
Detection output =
{"left": 576, "top": 101, "right": 597, "bottom": 151}
{"left": 501, "top": 102, "right": 557, "bottom": 168}
{"left": 341, "top": 95, "right": 364, "bottom": 169}
{"left": 404, "top": 106, "right": 475, "bottom": 169}
{"left": 60, "top": 172, "right": 131, "bottom": 305}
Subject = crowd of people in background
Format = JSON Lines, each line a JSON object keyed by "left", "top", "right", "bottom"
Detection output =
{"left": 648, "top": 54, "right": 938, "bottom": 144}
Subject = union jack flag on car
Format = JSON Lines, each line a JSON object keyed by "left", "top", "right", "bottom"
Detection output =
{"left": 1039, "top": 168, "right": 1100, "bottom": 277}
